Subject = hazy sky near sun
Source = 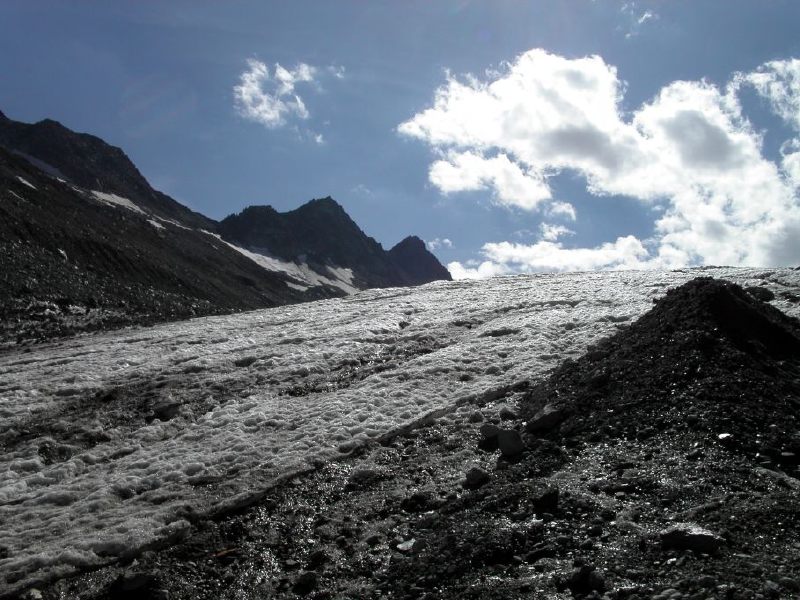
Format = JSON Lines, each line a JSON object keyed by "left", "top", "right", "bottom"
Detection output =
{"left": 2, "top": 1, "right": 800, "bottom": 277}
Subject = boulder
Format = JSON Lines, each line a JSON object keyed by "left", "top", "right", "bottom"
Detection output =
{"left": 478, "top": 423, "right": 501, "bottom": 451}
{"left": 659, "top": 523, "right": 723, "bottom": 554}
{"left": 463, "top": 466, "right": 491, "bottom": 489}
{"left": 497, "top": 429, "right": 525, "bottom": 457}
{"left": 525, "top": 404, "right": 565, "bottom": 432}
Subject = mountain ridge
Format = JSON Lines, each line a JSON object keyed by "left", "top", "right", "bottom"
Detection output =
{"left": 0, "top": 110, "right": 451, "bottom": 344}
{"left": 219, "top": 197, "right": 450, "bottom": 289}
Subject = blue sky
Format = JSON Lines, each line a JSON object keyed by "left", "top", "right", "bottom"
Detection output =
{"left": 2, "top": 1, "right": 800, "bottom": 276}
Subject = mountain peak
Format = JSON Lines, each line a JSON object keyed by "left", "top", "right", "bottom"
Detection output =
{"left": 295, "top": 196, "right": 347, "bottom": 215}
{"left": 389, "top": 235, "right": 452, "bottom": 284}
{"left": 392, "top": 235, "right": 426, "bottom": 251}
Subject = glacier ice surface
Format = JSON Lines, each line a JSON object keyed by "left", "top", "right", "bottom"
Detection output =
{"left": 1, "top": 267, "right": 798, "bottom": 591}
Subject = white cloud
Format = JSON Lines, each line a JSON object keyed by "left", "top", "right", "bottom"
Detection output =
{"left": 621, "top": 2, "right": 658, "bottom": 38}
{"left": 540, "top": 223, "right": 573, "bottom": 241}
{"left": 234, "top": 59, "right": 317, "bottom": 128}
{"left": 484, "top": 235, "right": 648, "bottom": 273}
{"left": 547, "top": 201, "right": 577, "bottom": 221}
{"left": 447, "top": 260, "right": 510, "bottom": 280}
{"left": 400, "top": 50, "right": 800, "bottom": 276}
{"left": 328, "top": 65, "right": 346, "bottom": 79}
{"left": 234, "top": 58, "right": 346, "bottom": 135}
{"left": 351, "top": 183, "right": 373, "bottom": 197}
{"left": 741, "top": 58, "right": 800, "bottom": 131}
{"left": 426, "top": 238, "right": 453, "bottom": 251}
{"left": 429, "top": 151, "right": 550, "bottom": 209}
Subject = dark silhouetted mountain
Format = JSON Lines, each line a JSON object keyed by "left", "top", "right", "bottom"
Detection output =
{"left": 219, "top": 198, "right": 452, "bottom": 288}
{"left": 0, "top": 111, "right": 212, "bottom": 229}
{"left": 389, "top": 235, "right": 453, "bottom": 285}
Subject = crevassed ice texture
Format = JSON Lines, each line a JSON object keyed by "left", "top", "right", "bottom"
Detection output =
{"left": 1, "top": 268, "right": 798, "bottom": 591}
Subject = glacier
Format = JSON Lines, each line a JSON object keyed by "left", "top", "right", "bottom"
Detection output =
{"left": 1, "top": 267, "right": 799, "bottom": 593}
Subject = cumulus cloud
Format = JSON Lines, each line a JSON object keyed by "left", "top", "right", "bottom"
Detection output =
{"left": 484, "top": 235, "right": 648, "bottom": 272}
{"left": 739, "top": 59, "right": 800, "bottom": 194}
{"left": 447, "top": 260, "right": 510, "bottom": 280}
{"left": 741, "top": 58, "right": 800, "bottom": 130}
{"left": 400, "top": 49, "right": 800, "bottom": 277}
{"left": 429, "top": 151, "right": 550, "bottom": 209}
{"left": 426, "top": 238, "right": 453, "bottom": 251}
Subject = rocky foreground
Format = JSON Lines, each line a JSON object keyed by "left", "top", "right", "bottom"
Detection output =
{"left": 22, "top": 278, "right": 800, "bottom": 599}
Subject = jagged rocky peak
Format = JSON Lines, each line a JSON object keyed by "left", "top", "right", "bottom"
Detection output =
{"left": 389, "top": 235, "right": 453, "bottom": 284}
{"left": 219, "top": 197, "right": 451, "bottom": 289}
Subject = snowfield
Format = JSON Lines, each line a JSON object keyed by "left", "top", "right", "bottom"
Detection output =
{"left": 1, "top": 268, "right": 799, "bottom": 592}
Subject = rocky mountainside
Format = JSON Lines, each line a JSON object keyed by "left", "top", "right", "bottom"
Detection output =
{"left": 218, "top": 200, "right": 452, "bottom": 288}
{"left": 0, "top": 147, "right": 314, "bottom": 345}
{"left": 0, "top": 111, "right": 451, "bottom": 344}
{"left": 389, "top": 235, "right": 453, "bottom": 286}
{"left": 0, "top": 109, "right": 212, "bottom": 230}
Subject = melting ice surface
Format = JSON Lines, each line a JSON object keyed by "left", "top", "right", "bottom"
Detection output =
{"left": 1, "top": 268, "right": 799, "bottom": 591}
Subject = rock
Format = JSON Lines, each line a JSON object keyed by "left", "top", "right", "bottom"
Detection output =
{"left": 778, "top": 576, "right": 800, "bottom": 592}
{"left": 397, "top": 539, "right": 415, "bottom": 553}
{"left": 468, "top": 411, "right": 484, "bottom": 423}
{"left": 347, "top": 466, "right": 380, "bottom": 486}
{"left": 685, "top": 448, "right": 704, "bottom": 461}
{"left": 659, "top": 523, "right": 723, "bottom": 554}
{"left": 364, "top": 532, "right": 382, "bottom": 546}
{"left": 463, "top": 466, "right": 491, "bottom": 489}
{"left": 567, "top": 564, "right": 606, "bottom": 595}
{"left": 152, "top": 399, "right": 181, "bottom": 422}
{"left": 306, "top": 549, "right": 329, "bottom": 569}
{"left": 525, "top": 543, "right": 556, "bottom": 563}
{"left": 717, "top": 432, "right": 734, "bottom": 446}
{"left": 763, "top": 580, "right": 781, "bottom": 598}
{"left": 696, "top": 575, "right": 717, "bottom": 588}
{"left": 745, "top": 286, "right": 775, "bottom": 302}
{"left": 401, "top": 490, "right": 436, "bottom": 513}
{"left": 293, "top": 571, "right": 318, "bottom": 595}
{"left": 532, "top": 486, "right": 560, "bottom": 512}
{"left": 497, "top": 429, "right": 525, "bottom": 457}
{"left": 587, "top": 524, "right": 603, "bottom": 537}
{"left": 110, "top": 572, "right": 160, "bottom": 598}
{"left": 526, "top": 404, "right": 565, "bottom": 433}
{"left": 498, "top": 404, "right": 518, "bottom": 420}
{"left": 478, "top": 423, "right": 501, "bottom": 451}
{"left": 21, "top": 590, "right": 43, "bottom": 600}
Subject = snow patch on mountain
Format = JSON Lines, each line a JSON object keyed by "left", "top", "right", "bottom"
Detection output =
{"left": 15, "top": 176, "right": 36, "bottom": 190}
{"left": 205, "top": 231, "right": 359, "bottom": 294}
{"left": 90, "top": 191, "right": 146, "bottom": 215}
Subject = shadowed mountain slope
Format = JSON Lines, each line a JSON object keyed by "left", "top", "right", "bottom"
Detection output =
{"left": 0, "top": 110, "right": 212, "bottom": 230}
{"left": 219, "top": 199, "right": 452, "bottom": 289}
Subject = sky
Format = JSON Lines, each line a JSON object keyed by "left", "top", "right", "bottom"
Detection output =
{"left": 1, "top": 1, "right": 800, "bottom": 277}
